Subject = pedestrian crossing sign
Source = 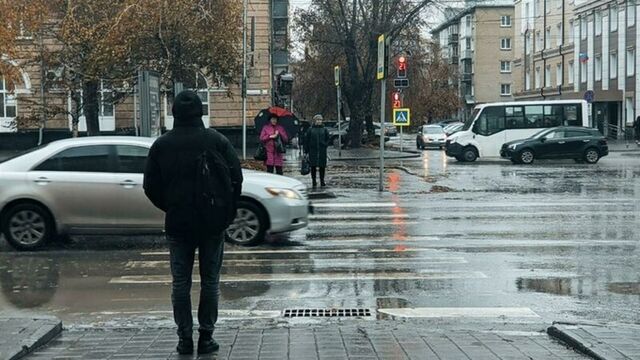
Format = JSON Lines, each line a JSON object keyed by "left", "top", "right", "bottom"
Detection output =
{"left": 393, "top": 108, "right": 410, "bottom": 126}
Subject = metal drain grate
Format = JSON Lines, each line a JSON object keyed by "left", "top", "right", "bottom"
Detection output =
{"left": 283, "top": 308, "right": 372, "bottom": 318}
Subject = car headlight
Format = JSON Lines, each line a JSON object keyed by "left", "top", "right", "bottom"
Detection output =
{"left": 266, "top": 187, "right": 302, "bottom": 200}
{"left": 509, "top": 143, "right": 522, "bottom": 150}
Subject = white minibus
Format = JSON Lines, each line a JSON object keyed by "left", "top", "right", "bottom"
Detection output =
{"left": 445, "top": 100, "right": 590, "bottom": 162}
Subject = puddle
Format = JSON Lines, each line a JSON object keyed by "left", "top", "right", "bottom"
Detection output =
{"left": 376, "top": 297, "right": 408, "bottom": 320}
{"left": 516, "top": 277, "right": 575, "bottom": 296}
{"left": 607, "top": 282, "right": 640, "bottom": 295}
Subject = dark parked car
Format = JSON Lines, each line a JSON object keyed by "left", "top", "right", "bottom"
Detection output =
{"left": 500, "top": 126, "right": 608, "bottom": 164}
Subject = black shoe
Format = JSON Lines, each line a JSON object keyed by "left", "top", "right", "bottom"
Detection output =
{"left": 198, "top": 335, "right": 220, "bottom": 354}
{"left": 176, "top": 337, "right": 194, "bottom": 355}
{"left": 320, "top": 182, "right": 327, "bottom": 187}
{"left": 312, "top": 182, "right": 317, "bottom": 188}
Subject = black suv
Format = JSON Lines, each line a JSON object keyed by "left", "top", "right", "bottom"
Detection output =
{"left": 500, "top": 127, "right": 608, "bottom": 164}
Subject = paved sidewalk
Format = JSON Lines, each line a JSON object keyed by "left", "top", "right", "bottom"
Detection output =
{"left": 607, "top": 140, "right": 640, "bottom": 152}
{"left": 26, "top": 322, "right": 588, "bottom": 360}
{"left": 548, "top": 322, "right": 640, "bottom": 360}
{"left": 0, "top": 317, "right": 62, "bottom": 360}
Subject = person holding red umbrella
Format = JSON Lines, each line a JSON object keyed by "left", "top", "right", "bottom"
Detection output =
{"left": 259, "top": 115, "right": 289, "bottom": 175}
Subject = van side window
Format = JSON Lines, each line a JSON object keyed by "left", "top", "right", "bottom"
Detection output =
{"left": 564, "top": 105, "right": 581, "bottom": 126}
{"left": 505, "top": 106, "right": 525, "bottom": 128}
{"left": 475, "top": 107, "right": 505, "bottom": 136}
{"left": 544, "top": 105, "right": 563, "bottom": 127}
{"left": 524, "top": 105, "right": 544, "bottom": 128}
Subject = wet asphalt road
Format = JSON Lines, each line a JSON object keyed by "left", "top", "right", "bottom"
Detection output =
{"left": 0, "top": 149, "right": 639, "bottom": 331}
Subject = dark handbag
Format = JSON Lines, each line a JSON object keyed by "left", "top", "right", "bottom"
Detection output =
{"left": 300, "top": 154, "right": 310, "bottom": 175}
{"left": 275, "top": 136, "right": 286, "bottom": 154}
{"left": 254, "top": 143, "right": 267, "bottom": 161}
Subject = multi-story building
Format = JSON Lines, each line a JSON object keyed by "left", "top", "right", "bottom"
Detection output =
{"left": 514, "top": 0, "right": 639, "bottom": 138}
{"left": 432, "top": 2, "right": 515, "bottom": 119}
{"left": 0, "top": 0, "right": 289, "bottom": 140}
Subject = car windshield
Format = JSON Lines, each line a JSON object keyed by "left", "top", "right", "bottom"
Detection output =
{"left": 424, "top": 127, "right": 444, "bottom": 134}
{"left": 0, "top": 144, "right": 48, "bottom": 164}
{"left": 462, "top": 108, "right": 480, "bottom": 131}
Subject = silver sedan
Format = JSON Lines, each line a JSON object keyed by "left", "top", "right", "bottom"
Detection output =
{"left": 0, "top": 137, "right": 310, "bottom": 250}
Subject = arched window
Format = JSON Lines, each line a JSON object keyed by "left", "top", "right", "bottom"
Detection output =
{"left": 0, "top": 76, "right": 18, "bottom": 133}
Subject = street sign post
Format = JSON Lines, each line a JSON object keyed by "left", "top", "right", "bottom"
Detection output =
{"left": 377, "top": 34, "right": 388, "bottom": 192}
{"left": 335, "top": 65, "right": 342, "bottom": 157}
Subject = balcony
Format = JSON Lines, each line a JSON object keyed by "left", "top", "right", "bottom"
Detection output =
{"left": 461, "top": 73, "right": 473, "bottom": 82}
{"left": 448, "top": 33, "right": 459, "bottom": 44}
{"left": 449, "top": 56, "right": 459, "bottom": 65}
{"left": 460, "top": 49, "right": 474, "bottom": 60}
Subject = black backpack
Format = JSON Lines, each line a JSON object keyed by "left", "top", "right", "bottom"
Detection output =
{"left": 194, "top": 130, "right": 237, "bottom": 234}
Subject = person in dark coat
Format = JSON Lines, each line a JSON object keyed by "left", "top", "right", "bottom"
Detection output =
{"left": 634, "top": 116, "right": 640, "bottom": 143}
{"left": 304, "top": 114, "right": 330, "bottom": 187}
{"left": 143, "top": 91, "right": 243, "bottom": 355}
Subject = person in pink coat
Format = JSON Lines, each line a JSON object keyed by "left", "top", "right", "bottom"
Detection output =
{"left": 259, "top": 116, "right": 288, "bottom": 175}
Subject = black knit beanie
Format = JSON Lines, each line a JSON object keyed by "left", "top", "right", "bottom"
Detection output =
{"left": 172, "top": 90, "right": 203, "bottom": 122}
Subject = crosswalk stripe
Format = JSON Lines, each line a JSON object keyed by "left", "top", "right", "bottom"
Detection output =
{"left": 109, "top": 271, "right": 487, "bottom": 284}
{"left": 309, "top": 221, "right": 420, "bottom": 226}
{"left": 312, "top": 202, "right": 397, "bottom": 208}
{"left": 124, "top": 257, "right": 468, "bottom": 268}
{"left": 378, "top": 307, "right": 540, "bottom": 318}
{"left": 310, "top": 214, "right": 412, "bottom": 220}
{"left": 141, "top": 248, "right": 441, "bottom": 256}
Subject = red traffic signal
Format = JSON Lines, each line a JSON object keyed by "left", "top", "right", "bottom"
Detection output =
{"left": 397, "top": 56, "right": 407, "bottom": 78}
{"left": 392, "top": 91, "right": 402, "bottom": 108}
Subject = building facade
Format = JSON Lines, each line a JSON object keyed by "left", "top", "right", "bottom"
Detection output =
{"left": 432, "top": 4, "right": 516, "bottom": 119}
{"left": 514, "top": 0, "right": 639, "bottom": 138}
{"left": 0, "top": 0, "right": 289, "bottom": 136}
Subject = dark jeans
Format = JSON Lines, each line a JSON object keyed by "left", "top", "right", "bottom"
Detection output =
{"left": 168, "top": 234, "right": 224, "bottom": 338}
{"left": 311, "top": 166, "right": 325, "bottom": 185}
{"left": 266, "top": 165, "right": 283, "bottom": 175}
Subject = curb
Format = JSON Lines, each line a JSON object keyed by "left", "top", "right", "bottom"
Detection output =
{"left": 7, "top": 319, "right": 62, "bottom": 360}
{"left": 329, "top": 154, "right": 421, "bottom": 161}
{"left": 547, "top": 324, "right": 608, "bottom": 360}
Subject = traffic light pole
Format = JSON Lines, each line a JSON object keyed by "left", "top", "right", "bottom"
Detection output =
{"left": 241, "top": 0, "right": 248, "bottom": 160}
{"left": 337, "top": 85, "right": 342, "bottom": 158}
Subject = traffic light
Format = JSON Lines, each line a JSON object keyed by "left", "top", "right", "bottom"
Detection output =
{"left": 397, "top": 56, "right": 407, "bottom": 78}
{"left": 392, "top": 91, "right": 402, "bottom": 108}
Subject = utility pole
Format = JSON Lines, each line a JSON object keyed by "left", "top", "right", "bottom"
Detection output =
{"left": 242, "top": 0, "right": 248, "bottom": 160}
{"left": 335, "top": 66, "right": 342, "bottom": 157}
{"left": 377, "top": 34, "right": 389, "bottom": 192}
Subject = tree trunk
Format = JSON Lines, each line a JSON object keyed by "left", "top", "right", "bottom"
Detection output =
{"left": 83, "top": 80, "right": 100, "bottom": 136}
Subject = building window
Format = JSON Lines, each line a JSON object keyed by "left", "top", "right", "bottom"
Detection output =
{"left": 535, "top": 67, "right": 541, "bottom": 88}
{"left": 525, "top": 70, "right": 531, "bottom": 90}
{"left": 627, "top": 48, "right": 635, "bottom": 76}
{"left": 526, "top": 33, "right": 532, "bottom": 54}
{"left": 501, "top": 84, "right": 512, "bottom": 96}
{"left": 500, "top": 61, "right": 512, "bottom": 73}
{"left": 500, "top": 38, "right": 512, "bottom": 50}
{"left": 501, "top": 15, "right": 512, "bottom": 27}
{"left": 595, "top": 55, "right": 602, "bottom": 81}
{"left": 595, "top": 11, "right": 602, "bottom": 36}
{"left": 581, "top": 18, "right": 587, "bottom": 40}
{"left": 626, "top": 97, "right": 635, "bottom": 124}
{"left": 568, "top": 61, "right": 575, "bottom": 84}
{"left": 466, "top": 38, "right": 472, "bottom": 50}
{"left": 557, "top": 0, "right": 562, "bottom": 9}
{"left": 610, "top": 5, "right": 618, "bottom": 31}
{"left": 557, "top": 23, "right": 563, "bottom": 46}
{"left": 0, "top": 76, "right": 17, "bottom": 120}
{"left": 466, "top": 15, "right": 472, "bottom": 28}
{"left": 536, "top": 31, "right": 542, "bottom": 51}
{"left": 628, "top": 1, "right": 636, "bottom": 27}
{"left": 545, "top": 27, "right": 551, "bottom": 49}
{"left": 535, "top": 0, "right": 541, "bottom": 17}
{"left": 569, "top": 20, "right": 575, "bottom": 44}
{"left": 556, "top": 63, "right": 563, "bottom": 86}
{"left": 610, "top": 52, "right": 617, "bottom": 78}
{"left": 545, "top": 0, "right": 550, "bottom": 13}
{"left": 581, "top": 61, "right": 587, "bottom": 83}
{"left": 545, "top": 65, "right": 551, "bottom": 87}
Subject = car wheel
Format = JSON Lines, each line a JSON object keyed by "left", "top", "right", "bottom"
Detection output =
{"left": 455, "top": 155, "right": 465, "bottom": 162}
{"left": 225, "top": 200, "right": 267, "bottom": 246}
{"left": 519, "top": 149, "right": 535, "bottom": 164}
{"left": 462, "top": 147, "right": 478, "bottom": 162}
{"left": 584, "top": 148, "right": 600, "bottom": 164}
{"left": 1, "top": 203, "right": 54, "bottom": 251}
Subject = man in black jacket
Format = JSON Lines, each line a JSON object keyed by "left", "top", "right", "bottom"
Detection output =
{"left": 143, "top": 91, "right": 242, "bottom": 355}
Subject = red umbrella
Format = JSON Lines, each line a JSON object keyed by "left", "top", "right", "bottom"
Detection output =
{"left": 254, "top": 106, "right": 300, "bottom": 140}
